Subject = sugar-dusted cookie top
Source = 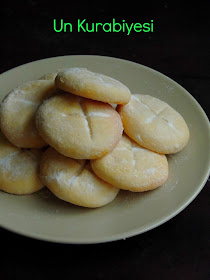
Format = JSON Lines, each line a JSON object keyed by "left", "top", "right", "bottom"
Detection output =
{"left": 35, "top": 93, "right": 123, "bottom": 159}
{"left": 117, "top": 94, "right": 190, "bottom": 154}
{"left": 40, "top": 147, "right": 119, "bottom": 208}
{"left": 55, "top": 67, "right": 131, "bottom": 104}
{"left": 0, "top": 79, "right": 57, "bottom": 148}
{"left": 91, "top": 134, "right": 168, "bottom": 192}
{"left": 0, "top": 131, "right": 44, "bottom": 194}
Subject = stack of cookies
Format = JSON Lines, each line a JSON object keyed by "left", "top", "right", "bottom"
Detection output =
{"left": 0, "top": 68, "right": 190, "bottom": 208}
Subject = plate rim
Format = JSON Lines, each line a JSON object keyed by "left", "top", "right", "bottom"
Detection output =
{"left": 0, "top": 55, "right": 210, "bottom": 244}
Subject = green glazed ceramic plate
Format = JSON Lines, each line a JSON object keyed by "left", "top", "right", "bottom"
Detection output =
{"left": 0, "top": 55, "right": 209, "bottom": 243}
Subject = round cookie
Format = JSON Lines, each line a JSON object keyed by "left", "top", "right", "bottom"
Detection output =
{"left": 0, "top": 79, "right": 57, "bottom": 148}
{"left": 55, "top": 67, "right": 131, "bottom": 104}
{"left": 117, "top": 94, "right": 190, "bottom": 154}
{"left": 0, "top": 131, "right": 44, "bottom": 195}
{"left": 40, "top": 147, "right": 119, "bottom": 208}
{"left": 35, "top": 93, "right": 123, "bottom": 159}
{"left": 91, "top": 134, "right": 168, "bottom": 192}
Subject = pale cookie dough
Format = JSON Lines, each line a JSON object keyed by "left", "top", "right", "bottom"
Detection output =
{"left": 36, "top": 93, "right": 123, "bottom": 159}
{"left": 0, "top": 131, "right": 44, "bottom": 194}
{"left": 117, "top": 94, "right": 190, "bottom": 154}
{"left": 39, "top": 70, "right": 60, "bottom": 81}
{"left": 91, "top": 134, "right": 168, "bottom": 192}
{"left": 40, "top": 147, "right": 119, "bottom": 208}
{"left": 0, "top": 80, "right": 57, "bottom": 148}
{"left": 55, "top": 67, "right": 131, "bottom": 104}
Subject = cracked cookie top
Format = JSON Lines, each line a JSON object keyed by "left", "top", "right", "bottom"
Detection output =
{"left": 35, "top": 93, "right": 123, "bottom": 159}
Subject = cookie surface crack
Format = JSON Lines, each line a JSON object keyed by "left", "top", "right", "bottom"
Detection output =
{"left": 134, "top": 97, "right": 176, "bottom": 130}
{"left": 79, "top": 99, "right": 92, "bottom": 140}
{"left": 127, "top": 139, "right": 137, "bottom": 171}
{"left": 68, "top": 161, "right": 87, "bottom": 186}
{"left": 156, "top": 106, "right": 168, "bottom": 116}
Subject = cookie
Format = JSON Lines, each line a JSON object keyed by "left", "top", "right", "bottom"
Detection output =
{"left": 0, "top": 80, "right": 56, "bottom": 148}
{"left": 117, "top": 94, "right": 190, "bottom": 154}
{"left": 55, "top": 67, "right": 131, "bottom": 104}
{"left": 40, "top": 147, "right": 119, "bottom": 208}
{"left": 35, "top": 93, "right": 123, "bottom": 159}
{"left": 91, "top": 134, "right": 168, "bottom": 192}
{"left": 0, "top": 131, "right": 44, "bottom": 194}
{"left": 39, "top": 70, "right": 60, "bottom": 81}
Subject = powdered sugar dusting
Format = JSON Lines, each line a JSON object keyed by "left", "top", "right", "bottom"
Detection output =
{"left": 45, "top": 171, "right": 70, "bottom": 186}
{"left": 132, "top": 146, "right": 145, "bottom": 152}
{"left": 45, "top": 165, "right": 99, "bottom": 195}
{"left": 115, "top": 147, "right": 129, "bottom": 151}
{"left": 136, "top": 134, "right": 143, "bottom": 142}
{"left": 0, "top": 152, "right": 20, "bottom": 163}
{"left": 67, "top": 175, "right": 79, "bottom": 185}
{"left": 60, "top": 111, "right": 111, "bottom": 118}
{"left": 13, "top": 89, "right": 27, "bottom": 95}
{"left": 145, "top": 114, "right": 156, "bottom": 124}
{"left": 87, "top": 112, "right": 111, "bottom": 117}
{"left": 65, "top": 67, "right": 126, "bottom": 89}
{"left": 65, "top": 67, "right": 87, "bottom": 74}
{"left": 167, "top": 121, "right": 177, "bottom": 131}
{"left": 144, "top": 168, "right": 156, "bottom": 176}
{"left": 12, "top": 98, "right": 40, "bottom": 107}
{"left": 97, "top": 76, "right": 113, "bottom": 87}
{"left": 0, "top": 151, "right": 31, "bottom": 180}
{"left": 60, "top": 113, "right": 69, "bottom": 117}
{"left": 131, "top": 95, "right": 140, "bottom": 103}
